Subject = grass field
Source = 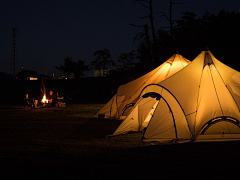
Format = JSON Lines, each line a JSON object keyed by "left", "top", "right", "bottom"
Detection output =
{"left": 0, "top": 103, "right": 240, "bottom": 179}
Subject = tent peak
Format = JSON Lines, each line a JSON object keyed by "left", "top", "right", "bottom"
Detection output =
{"left": 204, "top": 51, "right": 214, "bottom": 66}
{"left": 176, "top": 51, "right": 179, "bottom": 54}
{"left": 203, "top": 46, "right": 210, "bottom": 51}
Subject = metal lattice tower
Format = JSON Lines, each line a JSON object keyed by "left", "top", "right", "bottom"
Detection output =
{"left": 11, "top": 27, "right": 18, "bottom": 79}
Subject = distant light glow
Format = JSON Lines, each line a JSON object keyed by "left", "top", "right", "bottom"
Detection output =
{"left": 27, "top": 77, "right": 38, "bottom": 80}
{"left": 29, "top": 77, "right": 38, "bottom": 80}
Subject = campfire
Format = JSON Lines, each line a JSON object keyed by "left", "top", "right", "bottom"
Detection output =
{"left": 40, "top": 79, "right": 52, "bottom": 106}
{"left": 41, "top": 94, "right": 49, "bottom": 104}
{"left": 39, "top": 79, "right": 66, "bottom": 108}
{"left": 41, "top": 94, "right": 52, "bottom": 108}
{"left": 24, "top": 78, "right": 65, "bottom": 109}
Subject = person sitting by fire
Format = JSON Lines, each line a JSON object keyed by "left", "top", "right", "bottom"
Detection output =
{"left": 24, "top": 93, "right": 35, "bottom": 108}
{"left": 47, "top": 91, "right": 57, "bottom": 107}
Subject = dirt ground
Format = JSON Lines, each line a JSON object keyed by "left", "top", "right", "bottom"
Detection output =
{"left": 0, "top": 103, "right": 240, "bottom": 179}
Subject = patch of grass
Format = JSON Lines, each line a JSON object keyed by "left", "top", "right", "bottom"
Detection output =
{"left": 0, "top": 103, "right": 240, "bottom": 179}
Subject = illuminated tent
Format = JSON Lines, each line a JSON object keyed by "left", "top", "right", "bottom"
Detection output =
{"left": 112, "top": 48, "right": 240, "bottom": 146}
{"left": 94, "top": 53, "right": 190, "bottom": 119}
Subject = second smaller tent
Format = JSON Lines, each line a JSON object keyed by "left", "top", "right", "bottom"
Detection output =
{"left": 95, "top": 52, "right": 190, "bottom": 119}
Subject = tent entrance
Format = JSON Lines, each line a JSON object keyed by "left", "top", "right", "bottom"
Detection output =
{"left": 196, "top": 116, "right": 240, "bottom": 142}
{"left": 142, "top": 92, "right": 161, "bottom": 100}
{"left": 200, "top": 116, "right": 240, "bottom": 135}
{"left": 139, "top": 93, "right": 161, "bottom": 130}
{"left": 140, "top": 84, "right": 192, "bottom": 145}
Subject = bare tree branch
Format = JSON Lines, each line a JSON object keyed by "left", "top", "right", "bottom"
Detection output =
{"left": 157, "top": 0, "right": 188, "bottom": 37}
{"left": 138, "top": 15, "right": 150, "bottom": 19}
{"left": 136, "top": 0, "right": 150, "bottom": 9}
{"left": 130, "top": 24, "right": 145, "bottom": 27}
{"left": 158, "top": 12, "right": 170, "bottom": 22}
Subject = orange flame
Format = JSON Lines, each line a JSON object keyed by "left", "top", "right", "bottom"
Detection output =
{"left": 42, "top": 94, "right": 48, "bottom": 103}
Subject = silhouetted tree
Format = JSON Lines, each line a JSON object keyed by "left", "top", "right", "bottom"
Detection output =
{"left": 72, "top": 60, "right": 89, "bottom": 79}
{"left": 117, "top": 50, "right": 137, "bottom": 69}
{"left": 134, "top": 24, "right": 152, "bottom": 64}
{"left": 55, "top": 57, "right": 74, "bottom": 79}
{"left": 135, "top": 0, "right": 156, "bottom": 47}
{"left": 132, "top": 0, "right": 161, "bottom": 63}
{"left": 172, "top": 10, "right": 240, "bottom": 70}
{"left": 159, "top": 0, "right": 188, "bottom": 38}
{"left": 91, "top": 49, "right": 116, "bottom": 77}
{"left": 132, "top": 8, "right": 240, "bottom": 76}
{"left": 155, "top": 28, "right": 176, "bottom": 61}
{"left": 55, "top": 57, "right": 88, "bottom": 79}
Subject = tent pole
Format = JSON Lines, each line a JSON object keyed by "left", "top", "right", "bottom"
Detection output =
{"left": 209, "top": 65, "right": 224, "bottom": 116}
{"left": 138, "top": 98, "right": 161, "bottom": 147}
{"left": 139, "top": 95, "right": 178, "bottom": 146}
{"left": 214, "top": 64, "right": 240, "bottom": 113}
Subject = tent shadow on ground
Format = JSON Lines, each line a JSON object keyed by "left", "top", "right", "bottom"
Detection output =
{"left": 67, "top": 118, "right": 122, "bottom": 140}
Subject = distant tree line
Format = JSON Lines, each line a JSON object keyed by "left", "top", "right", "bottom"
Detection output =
{"left": 2, "top": 1, "right": 239, "bottom": 81}
{"left": 55, "top": 57, "right": 89, "bottom": 79}
{"left": 55, "top": 2, "right": 240, "bottom": 82}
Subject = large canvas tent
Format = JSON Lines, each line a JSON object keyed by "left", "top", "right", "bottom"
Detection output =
{"left": 112, "top": 48, "right": 240, "bottom": 146}
{"left": 95, "top": 53, "right": 190, "bottom": 119}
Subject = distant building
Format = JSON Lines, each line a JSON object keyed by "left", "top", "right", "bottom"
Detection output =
{"left": 56, "top": 72, "right": 75, "bottom": 80}
{"left": 17, "top": 70, "right": 39, "bottom": 80}
{"left": 17, "top": 70, "right": 50, "bottom": 80}
{"left": 94, "top": 69, "right": 111, "bottom": 77}
{"left": 0, "top": 72, "right": 10, "bottom": 80}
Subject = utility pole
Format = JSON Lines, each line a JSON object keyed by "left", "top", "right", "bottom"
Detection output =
{"left": 11, "top": 27, "right": 18, "bottom": 79}
{"left": 169, "top": 0, "right": 173, "bottom": 37}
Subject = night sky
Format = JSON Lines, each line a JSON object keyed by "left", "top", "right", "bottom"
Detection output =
{"left": 1, "top": 0, "right": 239, "bottom": 77}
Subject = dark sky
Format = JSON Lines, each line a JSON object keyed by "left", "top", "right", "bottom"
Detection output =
{"left": 1, "top": 0, "right": 239, "bottom": 77}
